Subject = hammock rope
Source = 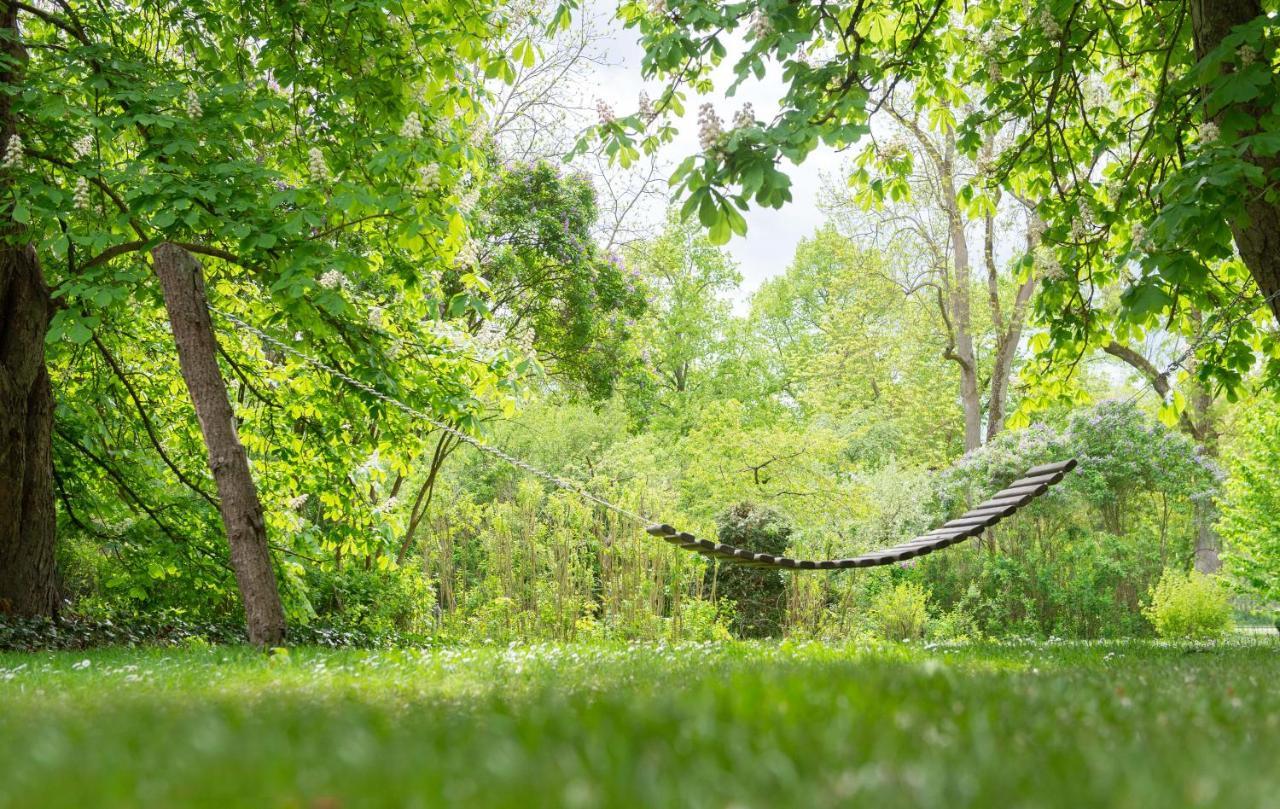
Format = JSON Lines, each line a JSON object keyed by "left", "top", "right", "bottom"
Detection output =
{"left": 209, "top": 305, "right": 1077, "bottom": 570}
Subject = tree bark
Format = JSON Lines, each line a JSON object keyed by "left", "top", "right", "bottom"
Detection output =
{"left": 0, "top": 246, "right": 58, "bottom": 617}
{"left": 1190, "top": 0, "right": 1280, "bottom": 324}
{"left": 0, "top": 3, "right": 58, "bottom": 617}
{"left": 152, "top": 243, "right": 285, "bottom": 645}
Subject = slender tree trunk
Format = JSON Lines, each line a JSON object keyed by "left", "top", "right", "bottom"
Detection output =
{"left": 0, "top": 5, "right": 58, "bottom": 617}
{"left": 0, "top": 246, "right": 58, "bottom": 617}
{"left": 153, "top": 243, "right": 285, "bottom": 646}
{"left": 942, "top": 145, "right": 982, "bottom": 451}
{"left": 1191, "top": 0, "right": 1280, "bottom": 324}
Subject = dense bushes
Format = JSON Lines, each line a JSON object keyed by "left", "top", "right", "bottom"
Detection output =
{"left": 913, "top": 402, "right": 1218, "bottom": 639}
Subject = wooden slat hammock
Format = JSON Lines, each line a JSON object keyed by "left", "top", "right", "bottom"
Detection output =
{"left": 644, "top": 459, "right": 1077, "bottom": 569}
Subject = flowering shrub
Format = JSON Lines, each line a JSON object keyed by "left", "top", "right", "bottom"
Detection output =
{"left": 1144, "top": 569, "right": 1232, "bottom": 641}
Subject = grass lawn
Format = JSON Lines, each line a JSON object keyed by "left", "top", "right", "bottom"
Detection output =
{"left": 2, "top": 639, "right": 1279, "bottom": 808}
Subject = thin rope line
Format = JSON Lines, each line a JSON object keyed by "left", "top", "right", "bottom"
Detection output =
{"left": 208, "top": 306, "right": 655, "bottom": 527}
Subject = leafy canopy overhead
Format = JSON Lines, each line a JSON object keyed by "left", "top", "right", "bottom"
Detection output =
{"left": 577, "top": 0, "right": 1280, "bottom": 405}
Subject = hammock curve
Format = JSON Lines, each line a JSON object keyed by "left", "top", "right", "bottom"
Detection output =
{"left": 645, "top": 459, "right": 1077, "bottom": 570}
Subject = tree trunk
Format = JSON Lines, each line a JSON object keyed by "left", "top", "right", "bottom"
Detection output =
{"left": 0, "top": 4, "right": 58, "bottom": 617}
{"left": 1190, "top": 0, "right": 1280, "bottom": 324}
{"left": 153, "top": 243, "right": 286, "bottom": 646}
{"left": 0, "top": 245, "right": 58, "bottom": 617}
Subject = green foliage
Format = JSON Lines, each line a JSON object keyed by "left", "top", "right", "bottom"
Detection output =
{"left": 1144, "top": 569, "right": 1233, "bottom": 641}
{"left": 870, "top": 580, "right": 929, "bottom": 642}
{"left": 713, "top": 503, "right": 791, "bottom": 637}
{"left": 1220, "top": 395, "right": 1280, "bottom": 604}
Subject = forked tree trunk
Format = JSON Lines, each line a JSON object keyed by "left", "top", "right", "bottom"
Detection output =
{"left": 0, "top": 245, "right": 58, "bottom": 616}
{"left": 152, "top": 243, "right": 286, "bottom": 645}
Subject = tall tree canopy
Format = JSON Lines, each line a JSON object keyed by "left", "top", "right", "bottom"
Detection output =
{"left": 588, "top": 0, "right": 1280, "bottom": 410}
{"left": 0, "top": 0, "right": 538, "bottom": 638}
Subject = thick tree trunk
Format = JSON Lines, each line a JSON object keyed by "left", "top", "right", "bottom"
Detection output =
{"left": 0, "top": 4, "right": 58, "bottom": 617}
{"left": 0, "top": 246, "right": 58, "bottom": 616}
{"left": 153, "top": 243, "right": 286, "bottom": 645}
{"left": 1191, "top": 0, "right": 1280, "bottom": 324}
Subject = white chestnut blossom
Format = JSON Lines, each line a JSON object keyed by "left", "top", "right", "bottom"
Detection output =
{"left": 73, "top": 177, "right": 91, "bottom": 210}
{"left": 1037, "top": 6, "right": 1061, "bottom": 39}
{"left": 287, "top": 494, "right": 309, "bottom": 511}
{"left": 73, "top": 135, "right": 94, "bottom": 159}
{"left": 400, "top": 112, "right": 424, "bottom": 139}
{"left": 748, "top": 11, "right": 772, "bottom": 40}
{"left": 418, "top": 164, "right": 440, "bottom": 188}
{"left": 733, "top": 103, "right": 755, "bottom": 130}
{"left": 638, "top": 91, "right": 656, "bottom": 123}
{"left": 1197, "top": 121, "right": 1220, "bottom": 145}
{"left": 318, "top": 269, "right": 345, "bottom": 289}
{"left": 185, "top": 88, "right": 203, "bottom": 118}
{"left": 1238, "top": 44, "right": 1257, "bottom": 67}
{"left": 697, "top": 103, "right": 723, "bottom": 152}
{"left": 307, "top": 147, "right": 332, "bottom": 183}
{"left": 2, "top": 135, "right": 23, "bottom": 169}
{"left": 368, "top": 305, "right": 384, "bottom": 327}
{"left": 651, "top": 0, "right": 667, "bottom": 16}
{"left": 596, "top": 99, "right": 615, "bottom": 126}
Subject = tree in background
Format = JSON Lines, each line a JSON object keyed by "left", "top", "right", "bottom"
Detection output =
{"left": 833, "top": 106, "right": 1041, "bottom": 450}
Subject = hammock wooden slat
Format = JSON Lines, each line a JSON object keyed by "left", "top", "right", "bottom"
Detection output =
{"left": 645, "top": 459, "right": 1077, "bottom": 570}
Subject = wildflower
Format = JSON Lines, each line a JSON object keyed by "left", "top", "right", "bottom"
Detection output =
{"left": 733, "top": 103, "right": 755, "bottom": 130}
{"left": 185, "top": 88, "right": 203, "bottom": 118}
{"left": 697, "top": 103, "right": 723, "bottom": 152}
{"left": 749, "top": 11, "right": 772, "bottom": 40}
{"left": 318, "top": 269, "right": 345, "bottom": 289}
{"left": 73, "top": 177, "right": 91, "bottom": 210}
{"left": 638, "top": 91, "right": 656, "bottom": 123}
{"left": 72, "top": 134, "right": 94, "bottom": 159}
{"left": 2, "top": 134, "right": 23, "bottom": 169}
{"left": 307, "top": 147, "right": 331, "bottom": 184}
{"left": 596, "top": 99, "right": 615, "bottom": 126}
{"left": 400, "top": 112, "right": 424, "bottom": 139}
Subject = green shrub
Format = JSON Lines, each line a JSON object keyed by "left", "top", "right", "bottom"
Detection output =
{"left": 871, "top": 581, "right": 929, "bottom": 641}
{"left": 715, "top": 503, "right": 793, "bottom": 638}
{"left": 1144, "top": 569, "right": 1232, "bottom": 640}
{"left": 928, "top": 606, "right": 980, "bottom": 643}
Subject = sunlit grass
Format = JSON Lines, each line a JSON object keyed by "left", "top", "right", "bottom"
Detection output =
{"left": 3, "top": 639, "right": 1278, "bottom": 808}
